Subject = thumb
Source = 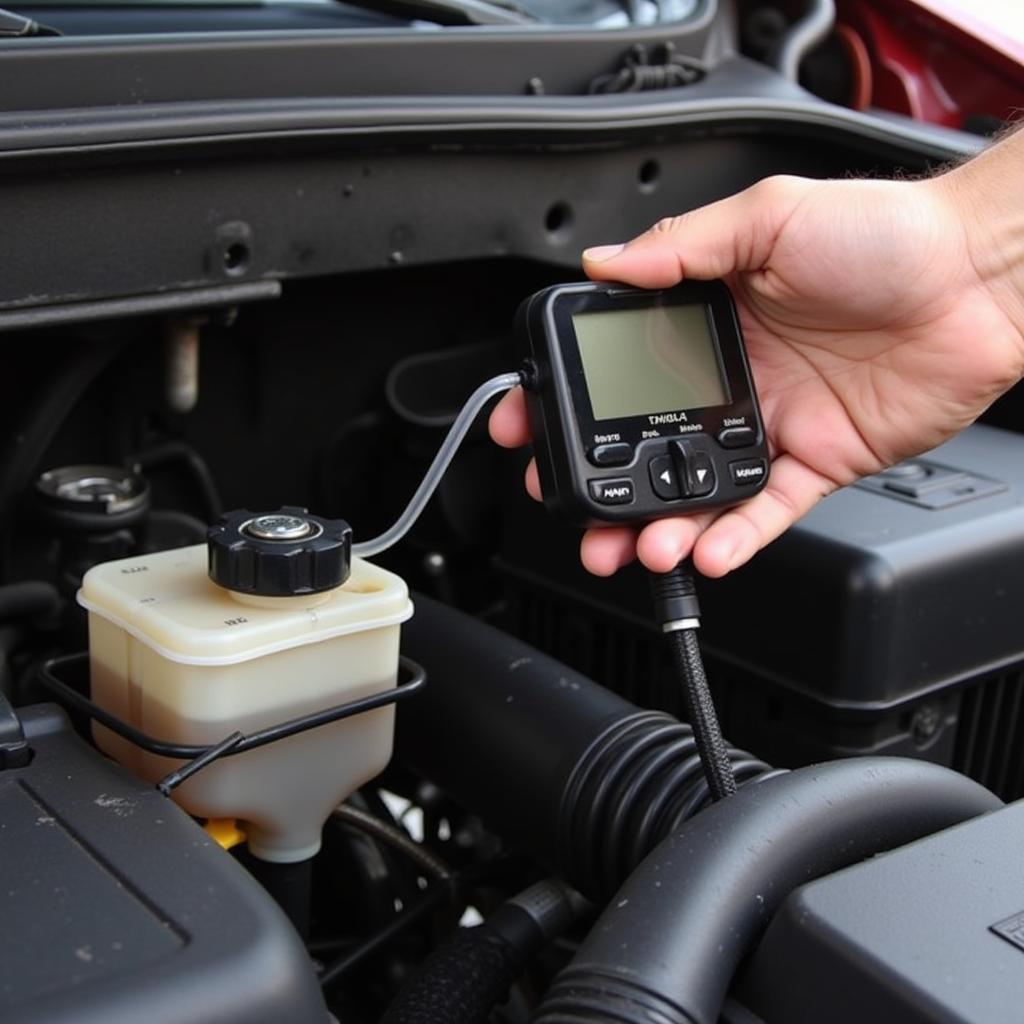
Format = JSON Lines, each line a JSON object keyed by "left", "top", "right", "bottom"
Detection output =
{"left": 582, "top": 175, "right": 808, "bottom": 288}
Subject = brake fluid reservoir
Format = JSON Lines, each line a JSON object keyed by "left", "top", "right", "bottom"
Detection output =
{"left": 78, "top": 508, "right": 413, "bottom": 863}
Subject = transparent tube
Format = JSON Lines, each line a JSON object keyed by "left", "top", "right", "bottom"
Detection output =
{"left": 353, "top": 371, "right": 522, "bottom": 559}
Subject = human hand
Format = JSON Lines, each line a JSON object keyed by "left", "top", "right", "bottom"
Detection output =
{"left": 490, "top": 169, "right": 1024, "bottom": 578}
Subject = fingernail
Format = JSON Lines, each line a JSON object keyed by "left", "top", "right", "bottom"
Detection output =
{"left": 705, "top": 535, "right": 740, "bottom": 573}
{"left": 721, "top": 538, "right": 743, "bottom": 572}
{"left": 582, "top": 243, "right": 625, "bottom": 262}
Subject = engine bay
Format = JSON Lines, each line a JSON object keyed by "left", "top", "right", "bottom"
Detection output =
{"left": 2, "top": 3, "right": 1024, "bottom": 1021}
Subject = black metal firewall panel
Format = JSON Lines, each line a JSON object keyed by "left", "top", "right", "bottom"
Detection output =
{"left": 0, "top": 46, "right": 979, "bottom": 316}
{"left": 0, "top": 121, "right": 970, "bottom": 314}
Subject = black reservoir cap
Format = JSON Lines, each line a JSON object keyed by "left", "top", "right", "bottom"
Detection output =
{"left": 207, "top": 507, "right": 351, "bottom": 596}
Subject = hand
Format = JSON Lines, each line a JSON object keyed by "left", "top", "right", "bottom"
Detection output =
{"left": 490, "top": 169, "right": 1024, "bottom": 578}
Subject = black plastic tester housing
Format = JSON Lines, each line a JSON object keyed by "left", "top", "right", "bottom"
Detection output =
{"left": 518, "top": 280, "right": 769, "bottom": 527}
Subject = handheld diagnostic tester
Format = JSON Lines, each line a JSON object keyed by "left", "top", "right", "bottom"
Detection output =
{"left": 338, "top": 278, "right": 767, "bottom": 804}
{"left": 517, "top": 280, "right": 769, "bottom": 527}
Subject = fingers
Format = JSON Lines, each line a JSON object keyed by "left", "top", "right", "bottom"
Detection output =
{"left": 489, "top": 386, "right": 531, "bottom": 448}
{"left": 588, "top": 455, "right": 833, "bottom": 579}
{"left": 580, "top": 510, "right": 718, "bottom": 577}
{"left": 537, "top": 455, "right": 832, "bottom": 579}
{"left": 524, "top": 459, "right": 541, "bottom": 502}
{"left": 634, "top": 511, "right": 719, "bottom": 573}
{"left": 488, "top": 387, "right": 542, "bottom": 498}
{"left": 516, "top": 449, "right": 829, "bottom": 579}
{"left": 689, "top": 454, "right": 836, "bottom": 577}
{"left": 582, "top": 175, "right": 807, "bottom": 288}
{"left": 580, "top": 526, "right": 639, "bottom": 576}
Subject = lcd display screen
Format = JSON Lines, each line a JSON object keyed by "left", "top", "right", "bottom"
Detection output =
{"left": 572, "top": 304, "right": 730, "bottom": 421}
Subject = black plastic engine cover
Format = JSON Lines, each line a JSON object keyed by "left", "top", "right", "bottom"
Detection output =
{"left": 740, "top": 801, "right": 1024, "bottom": 1024}
{"left": 497, "top": 424, "right": 1024, "bottom": 785}
{"left": 0, "top": 704, "right": 327, "bottom": 1024}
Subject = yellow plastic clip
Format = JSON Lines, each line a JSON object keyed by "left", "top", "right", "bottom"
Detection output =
{"left": 204, "top": 817, "right": 247, "bottom": 850}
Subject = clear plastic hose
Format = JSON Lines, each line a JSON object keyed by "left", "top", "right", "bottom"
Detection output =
{"left": 352, "top": 371, "right": 522, "bottom": 559}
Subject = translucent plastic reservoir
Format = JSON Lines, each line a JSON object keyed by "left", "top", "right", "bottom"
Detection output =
{"left": 79, "top": 544, "right": 413, "bottom": 862}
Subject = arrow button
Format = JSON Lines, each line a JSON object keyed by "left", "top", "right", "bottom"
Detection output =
{"left": 670, "top": 440, "right": 717, "bottom": 498}
{"left": 649, "top": 454, "right": 681, "bottom": 501}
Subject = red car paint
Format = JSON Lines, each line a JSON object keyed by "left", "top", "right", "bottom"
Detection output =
{"left": 835, "top": 0, "right": 1024, "bottom": 127}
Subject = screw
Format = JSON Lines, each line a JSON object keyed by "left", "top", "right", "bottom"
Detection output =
{"left": 911, "top": 704, "right": 941, "bottom": 746}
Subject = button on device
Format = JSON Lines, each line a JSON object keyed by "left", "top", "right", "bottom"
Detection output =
{"left": 589, "top": 443, "right": 634, "bottom": 467}
{"left": 687, "top": 451, "right": 716, "bottom": 497}
{"left": 670, "top": 440, "right": 716, "bottom": 498}
{"left": 718, "top": 427, "right": 757, "bottom": 449}
{"left": 588, "top": 478, "right": 635, "bottom": 506}
{"left": 729, "top": 458, "right": 768, "bottom": 486}
{"left": 649, "top": 455, "right": 681, "bottom": 500}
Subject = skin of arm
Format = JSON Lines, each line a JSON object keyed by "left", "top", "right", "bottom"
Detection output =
{"left": 490, "top": 128, "right": 1024, "bottom": 578}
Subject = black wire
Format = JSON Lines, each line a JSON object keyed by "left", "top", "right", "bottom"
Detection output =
{"left": 332, "top": 803, "right": 451, "bottom": 881}
{"left": 146, "top": 508, "right": 210, "bottom": 544}
{"left": 318, "top": 881, "right": 454, "bottom": 989}
{"left": 127, "top": 441, "right": 223, "bottom": 523}
{"left": 0, "top": 581, "right": 61, "bottom": 623}
{"left": 156, "top": 731, "right": 245, "bottom": 795}
{"left": 648, "top": 562, "right": 736, "bottom": 803}
{"left": 36, "top": 653, "right": 426, "bottom": 789}
{"left": 665, "top": 628, "right": 736, "bottom": 801}
{"left": 588, "top": 42, "right": 705, "bottom": 94}
{"left": 0, "top": 625, "right": 20, "bottom": 698}
{"left": 0, "top": 339, "right": 124, "bottom": 579}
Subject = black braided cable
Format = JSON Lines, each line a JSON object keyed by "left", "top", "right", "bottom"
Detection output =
{"left": 667, "top": 627, "right": 737, "bottom": 801}
{"left": 648, "top": 563, "right": 737, "bottom": 803}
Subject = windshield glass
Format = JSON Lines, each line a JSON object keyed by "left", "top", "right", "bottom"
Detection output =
{"left": 7, "top": 0, "right": 704, "bottom": 28}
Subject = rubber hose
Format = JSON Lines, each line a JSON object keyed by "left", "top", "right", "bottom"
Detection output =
{"left": 245, "top": 855, "right": 312, "bottom": 939}
{"left": 383, "top": 922, "right": 522, "bottom": 1024}
{"left": 0, "top": 341, "right": 123, "bottom": 573}
{"left": 146, "top": 509, "right": 210, "bottom": 544}
{"left": 129, "top": 441, "right": 223, "bottom": 523}
{"left": 534, "top": 758, "right": 1001, "bottom": 1024}
{"left": 332, "top": 803, "right": 451, "bottom": 881}
{"left": 397, "top": 595, "right": 771, "bottom": 900}
{"left": 383, "top": 880, "right": 584, "bottom": 1024}
{"left": 0, "top": 625, "right": 21, "bottom": 697}
{"left": 0, "top": 581, "right": 60, "bottom": 623}
{"left": 772, "top": 0, "right": 836, "bottom": 81}
{"left": 0, "top": 590, "right": 55, "bottom": 698}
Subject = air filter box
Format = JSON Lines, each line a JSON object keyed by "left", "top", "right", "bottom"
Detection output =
{"left": 698, "top": 424, "right": 1024, "bottom": 781}
{"left": 498, "top": 425, "right": 1024, "bottom": 794}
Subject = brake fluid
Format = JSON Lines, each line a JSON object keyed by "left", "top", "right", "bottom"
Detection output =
{"left": 78, "top": 508, "right": 413, "bottom": 863}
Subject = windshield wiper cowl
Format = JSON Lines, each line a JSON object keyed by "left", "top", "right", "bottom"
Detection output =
{"left": 337, "top": 0, "right": 536, "bottom": 27}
